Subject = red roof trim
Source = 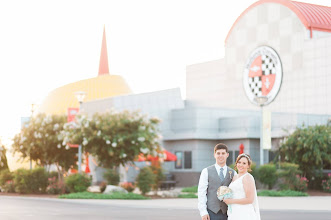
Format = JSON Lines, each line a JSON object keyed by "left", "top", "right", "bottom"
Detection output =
{"left": 225, "top": 0, "right": 331, "bottom": 44}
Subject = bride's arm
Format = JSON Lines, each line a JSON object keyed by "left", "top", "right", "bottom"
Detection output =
{"left": 224, "top": 175, "right": 255, "bottom": 205}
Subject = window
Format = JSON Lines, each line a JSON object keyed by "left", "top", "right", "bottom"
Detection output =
{"left": 234, "top": 150, "right": 239, "bottom": 162}
{"left": 228, "top": 151, "right": 234, "bottom": 165}
{"left": 184, "top": 151, "right": 192, "bottom": 169}
{"left": 175, "top": 151, "right": 192, "bottom": 169}
{"left": 175, "top": 152, "right": 182, "bottom": 169}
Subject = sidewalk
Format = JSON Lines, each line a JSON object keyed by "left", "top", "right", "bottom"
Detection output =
{"left": 37, "top": 196, "right": 331, "bottom": 212}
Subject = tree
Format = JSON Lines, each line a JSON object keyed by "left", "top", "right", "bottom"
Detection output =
{"left": 12, "top": 113, "right": 77, "bottom": 176}
{"left": 0, "top": 143, "right": 9, "bottom": 172}
{"left": 136, "top": 166, "right": 155, "bottom": 195}
{"left": 278, "top": 125, "right": 331, "bottom": 184}
{"left": 62, "top": 110, "right": 162, "bottom": 168}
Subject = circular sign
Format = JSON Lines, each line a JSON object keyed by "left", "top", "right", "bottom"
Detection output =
{"left": 243, "top": 46, "right": 282, "bottom": 106}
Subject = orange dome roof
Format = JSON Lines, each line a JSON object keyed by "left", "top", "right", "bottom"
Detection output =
{"left": 39, "top": 27, "right": 132, "bottom": 115}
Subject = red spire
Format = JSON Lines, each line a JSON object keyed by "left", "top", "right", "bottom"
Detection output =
{"left": 98, "top": 26, "right": 110, "bottom": 75}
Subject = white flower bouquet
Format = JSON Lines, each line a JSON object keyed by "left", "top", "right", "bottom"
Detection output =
{"left": 217, "top": 186, "right": 233, "bottom": 201}
{"left": 217, "top": 186, "right": 233, "bottom": 213}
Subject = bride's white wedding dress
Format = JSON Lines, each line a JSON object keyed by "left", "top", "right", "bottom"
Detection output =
{"left": 227, "top": 173, "right": 261, "bottom": 220}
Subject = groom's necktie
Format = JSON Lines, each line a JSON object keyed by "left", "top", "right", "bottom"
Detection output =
{"left": 219, "top": 167, "right": 225, "bottom": 181}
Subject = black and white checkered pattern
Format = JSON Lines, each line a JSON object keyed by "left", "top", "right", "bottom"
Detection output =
{"left": 261, "top": 55, "right": 276, "bottom": 76}
{"left": 248, "top": 55, "right": 276, "bottom": 96}
{"left": 248, "top": 76, "right": 262, "bottom": 96}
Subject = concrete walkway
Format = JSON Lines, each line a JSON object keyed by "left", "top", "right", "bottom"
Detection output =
{"left": 14, "top": 195, "right": 330, "bottom": 212}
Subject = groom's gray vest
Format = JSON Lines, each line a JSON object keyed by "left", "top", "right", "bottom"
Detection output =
{"left": 207, "top": 165, "right": 234, "bottom": 214}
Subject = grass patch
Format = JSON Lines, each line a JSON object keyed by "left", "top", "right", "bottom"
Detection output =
{"left": 178, "top": 193, "right": 198, "bottom": 198}
{"left": 257, "top": 190, "right": 308, "bottom": 197}
{"left": 58, "top": 191, "right": 149, "bottom": 200}
{"left": 181, "top": 185, "right": 198, "bottom": 193}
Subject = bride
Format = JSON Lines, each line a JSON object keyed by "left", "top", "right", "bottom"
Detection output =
{"left": 223, "top": 153, "right": 261, "bottom": 220}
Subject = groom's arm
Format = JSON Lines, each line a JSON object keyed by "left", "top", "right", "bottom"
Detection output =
{"left": 198, "top": 168, "right": 209, "bottom": 218}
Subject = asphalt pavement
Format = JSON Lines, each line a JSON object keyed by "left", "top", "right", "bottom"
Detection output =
{"left": 0, "top": 195, "right": 331, "bottom": 220}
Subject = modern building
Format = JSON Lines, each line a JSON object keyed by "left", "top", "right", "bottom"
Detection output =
{"left": 83, "top": 0, "right": 331, "bottom": 186}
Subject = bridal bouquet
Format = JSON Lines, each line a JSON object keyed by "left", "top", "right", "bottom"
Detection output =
{"left": 217, "top": 186, "right": 233, "bottom": 201}
{"left": 217, "top": 186, "right": 233, "bottom": 213}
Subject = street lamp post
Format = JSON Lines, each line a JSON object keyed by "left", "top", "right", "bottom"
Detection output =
{"left": 254, "top": 96, "right": 268, "bottom": 166}
{"left": 75, "top": 91, "right": 86, "bottom": 173}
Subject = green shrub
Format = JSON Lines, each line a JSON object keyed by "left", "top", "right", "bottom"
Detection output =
{"left": 30, "top": 167, "right": 48, "bottom": 193}
{"left": 0, "top": 169, "right": 14, "bottom": 187}
{"left": 0, "top": 170, "right": 15, "bottom": 192}
{"left": 59, "top": 191, "right": 148, "bottom": 199}
{"left": 13, "top": 168, "right": 48, "bottom": 194}
{"left": 278, "top": 163, "right": 308, "bottom": 192}
{"left": 13, "top": 169, "right": 30, "bottom": 193}
{"left": 150, "top": 164, "right": 164, "bottom": 191}
{"left": 258, "top": 163, "right": 277, "bottom": 189}
{"left": 136, "top": 166, "right": 155, "bottom": 195}
{"left": 322, "top": 173, "right": 331, "bottom": 193}
{"left": 103, "top": 168, "right": 120, "bottom": 185}
{"left": 47, "top": 176, "right": 65, "bottom": 194}
{"left": 257, "top": 190, "right": 308, "bottom": 197}
{"left": 65, "top": 173, "right": 91, "bottom": 193}
{"left": 178, "top": 193, "right": 198, "bottom": 198}
{"left": 181, "top": 185, "right": 198, "bottom": 193}
{"left": 250, "top": 162, "right": 258, "bottom": 179}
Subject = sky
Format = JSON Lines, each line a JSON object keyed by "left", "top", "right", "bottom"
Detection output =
{"left": 0, "top": 0, "right": 330, "bottom": 145}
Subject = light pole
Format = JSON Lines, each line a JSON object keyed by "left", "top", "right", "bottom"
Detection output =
{"left": 254, "top": 96, "right": 268, "bottom": 166}
{"left": 30, "top": 103, "right": 37, "bottom": 170}
{"left": 75, "top": 91, "right": 86, "bottom": 173}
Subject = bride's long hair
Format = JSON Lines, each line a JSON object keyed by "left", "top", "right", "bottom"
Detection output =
{"left": 234, "top": 153, "right": 252, "bottom": 172}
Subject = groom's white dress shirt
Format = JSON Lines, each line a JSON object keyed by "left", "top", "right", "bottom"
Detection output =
{"left": 198, "top": 164, "right": 228, "bottom": 217}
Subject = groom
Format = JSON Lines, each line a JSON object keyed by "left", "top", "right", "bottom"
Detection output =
{"left": 198, "top": 143, "right": 235, "bottom": 220}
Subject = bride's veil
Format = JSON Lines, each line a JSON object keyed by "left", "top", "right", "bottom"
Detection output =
{"left": 253, "top": 177, "right": 261, "bottom": 220}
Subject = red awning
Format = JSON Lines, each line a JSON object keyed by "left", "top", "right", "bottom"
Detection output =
{"left": 137, "top": 149, "right": 177, "bottom": 162}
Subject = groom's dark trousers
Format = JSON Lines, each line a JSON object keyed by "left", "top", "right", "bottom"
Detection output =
{"left": 207, "top": 208, "right": 227, "bottom": 220}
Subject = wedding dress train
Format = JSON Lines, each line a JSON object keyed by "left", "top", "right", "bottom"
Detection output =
{"left": 227, "top": 173, "right": 261, "bottom": 220}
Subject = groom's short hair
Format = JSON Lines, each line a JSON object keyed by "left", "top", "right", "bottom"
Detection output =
{"left": 214, "top": 143, "right": 228, "bottom": 153}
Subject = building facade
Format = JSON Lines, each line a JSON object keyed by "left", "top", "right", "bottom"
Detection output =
{"left": 84, "top": 0, "right": 331, "bottom": 186}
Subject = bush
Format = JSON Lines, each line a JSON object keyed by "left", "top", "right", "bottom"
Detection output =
{"left": 136, "top": 166, "right": 155, "bottom": 195}
{"left": 59, "top": 191, "right": 148, "bottom": 200}
{"left": 120, "top": 182, "right": 135, "bottom": 192}
{"left": 65, "top": 173, "right": 91, "bottom": 193}
{"left": 258, "top": 164, "right": 277, "bottom": 189}
{"left": 150, "top": 164, "right": 164, "bottom": 191}
{"left": 181, "top": 185, "right": 198, "bottom": 193}
{"left": 278, "top": 163, "right": 308, "bottom": 192}
{"left": 178, "top": 193, "right": 198, "bottom": 198}
{"left": 0, "top": 170, "right": 14, "bottom": 187}
{"left": 3, "top": 180, "right": 15, "bottom": 193}
{"left": 30, "top": 167, "right": 48, "bottom": 193}
{"left": 322, "top": 173, "right": 331, "bottom": 193}
{"left": 103, "top": 169, "right": 120, "bottom": 185}
{"left": 47, "top": 176, "right": 65, "bottom": 195}
{"left": 13, "top": 169, "right": 30, "bottom": 193}
{"left": 12, "top": 168, "right": 48, "bottom": 194}
{"left": 257, "top": 190, "right": 308, "bottom": 197}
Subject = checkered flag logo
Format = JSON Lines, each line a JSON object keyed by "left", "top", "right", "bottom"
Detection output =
{"left": 244, "top": 46, "right": 282, "bottom": 106}
{"left": 248, "top": 55, "right": 276, "bottom": 96}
